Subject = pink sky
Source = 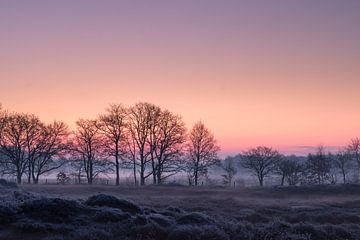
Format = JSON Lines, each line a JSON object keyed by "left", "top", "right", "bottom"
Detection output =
{"left": 1, "top": 1, "right": 360, "bottom": 155}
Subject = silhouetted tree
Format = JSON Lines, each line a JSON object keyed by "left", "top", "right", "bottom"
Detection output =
{"left": 305, "top": 146, "right": 331, "bottom": 184}
{"left": 221, "top": 157, "right": 238, "bottom": 186}
{"left": 22, "top": 114, "right": 44, "bottom": 184}
{"left": 146, "top": 104, "right": 162, "bottom": 184}
{"left": 128, "top": 102, "right": 158, "bottom": 185}
{"left": 333, "top": 150, "right": 353, "bottom": 183}
{"left": 124, "top": 129, "right": 138, "bottom": 186}
{"left": 347, "top": 138, "right": 360, "bottom": 180}
{"left": 0, "top": 112, "right": 34, "bottom": 184}
{"left": 241, "top": 146, "right": 282, "bottom": 186}
{"left": 187, "top": 121, "right": 220, "bottom": 186}
{"left": 97, "top": 104, "right": 128, "bottom": 186}
{"left": 71, "top": 119, "right": 110, "bottom": 184}
{"left": 30, "top": 121, "right": 69, "bottom": 183}
{"left": 276, "top": 157, "right": 304, "bottom": 186}
{"left": 152, "top": 110, "right": 187, "bottom": 184}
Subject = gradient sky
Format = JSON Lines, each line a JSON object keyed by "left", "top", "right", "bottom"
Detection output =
{"left": 1, "top": 1, "right": 360, "bottom": 155}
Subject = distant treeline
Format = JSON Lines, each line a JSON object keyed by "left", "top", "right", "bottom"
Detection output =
{"left": 0, "top": 103, "right": 359, "bottom": 187}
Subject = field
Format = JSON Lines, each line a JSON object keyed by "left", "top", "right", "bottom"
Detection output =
{"left": 2, "top": 183, "right": 360, "bottom": 239}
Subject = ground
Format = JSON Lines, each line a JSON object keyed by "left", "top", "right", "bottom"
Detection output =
{"left": 2, "top": 183, "right": 360, "bottom": 239}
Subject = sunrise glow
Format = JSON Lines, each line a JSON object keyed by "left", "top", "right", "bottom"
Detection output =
{"left": 1, "top": 1, "right": 360, "bottom": 155}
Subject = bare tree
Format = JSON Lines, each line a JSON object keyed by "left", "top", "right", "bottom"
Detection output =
{"left": 22, "top": 114, "right": 45, "bottom": 183}
{"left": 305, "top": 146, "right": 331, "bottom": 184}
{"left": 30, "top": 121, "right": 69, "bottom": 183}
{"left": 0, "top": 113, "right": 33, "bottom": 183}
{"left": 97, "top": 104, "right": 128, "bottom": 186}
{"left": 124, "top": 129, "right": 138, "bottom": 186}
{"left": 276, "top": 157, "right": 304, "bottom": 186}
{"left": 128, "top": 102, "right": 158, "bottom": 185}
{"left": 221, "top": 157, "right": 238, "bottom": 186}
{"left": 241, "top": 146, "right": 282, "bottom": 186}
{"left": 71, "top": 119, "right": 110, "bottom": 184}
{"left": 146, "top": 104, "right": 162, "bottom": 184}
{"left": 333, "top": 150, "right": 353, "bottom": 183}
{"left": 152, "top": 110, "right": 187, "bottom": 184}
{"left": 346, "top": 138, "right": 360, "bottom": 180}
{"left": 187, "top": 121, "right": 220, "bottom": 186}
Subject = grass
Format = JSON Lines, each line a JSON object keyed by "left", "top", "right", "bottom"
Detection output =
{"left": 1, "top": 183, "right": 360, "bottom": 239}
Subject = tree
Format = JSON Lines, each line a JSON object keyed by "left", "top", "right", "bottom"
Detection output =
{"left": 333, "top": 150, "right": 353, "bottom": 183}
{"left": 187, "top": 121, "right": 220, "bottom": 186}
{"left": 276, "top": 157, "right": 304, "bottom": 186}
{"left": 57, "top": 171, "right": 70, "bottom": 184}
{"left": 30, "top": 121, "right": 69, "bottom": 183}
{"left": 145, "top": 104, "right": 162, "bottom": 184}
{"left": 241, "top": 146, "right": 282, "bottom": 186}
{"left": 346, "top": 138, "right": 360, "bottom": 180}
{"left": 152, "top": 110, "right": 187, "bottom": 184}
{"left": 0, "top": 110, "right": 69, "bottom": 184}
{"left": 22, "top": 114, "right": 44, "bottom": 184}
{"left": 97, "top": 104, "right": 128, "bottom": 186}
{"left": 71, "top": 119, "right": 111, "bottom": 184}
{"left": 220, "top": 157, "right": 238, "bottom": 186}
{"left": 128, "top": 102, "right": 159, "bottom": 185}
{"left": 0, "top": 112, "right": 37, "bottom": 184}
{"left": 305, "top": 146, "right": 331, "bottom": 184}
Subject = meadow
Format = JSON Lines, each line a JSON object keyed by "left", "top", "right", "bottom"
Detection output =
{"left": 1, "top": 181, "right": 360, "bottom": 240}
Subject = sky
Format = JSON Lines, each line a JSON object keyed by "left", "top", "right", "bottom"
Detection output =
{"left": 1, "top": 1, "right": 360, "bottom": 156}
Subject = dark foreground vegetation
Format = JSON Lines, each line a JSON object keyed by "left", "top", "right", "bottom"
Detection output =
{"left": 2, "top": 180, "right": 360, "bottom": 240}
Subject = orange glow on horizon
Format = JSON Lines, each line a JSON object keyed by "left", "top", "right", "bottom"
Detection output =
{"left": 1, "top": 1, "right": 360, "bottom": 155}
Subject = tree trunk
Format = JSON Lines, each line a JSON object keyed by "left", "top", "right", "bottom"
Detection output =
{"left": 194, "top": 169, "right": 198, "bottom": 186}
{"left": 115, "top": 142, "right": 120, "bottom": 186}
{"left": 17, "top": 174, "right": 22, "bottom": 184}
{"left": 27, "top": 164, "right": 31, "bottom": 184}
{"left": 281, "top": 175, "right": 285, "bottom": 186}
{"left": 259, "top": 176, "right": 264, "bottom": 186}
{"left": 151, "top": 154, "right": 156, "bottom": 184}
{"left": 133, "top": 158, "right": 137, "bottom": 186}
{"left": 140, "top": 159, "right": 145, "bottom": 186}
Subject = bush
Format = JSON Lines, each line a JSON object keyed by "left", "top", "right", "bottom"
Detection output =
{"left": 93, "top": 208, "right": 130, "bottom": 223}
{"left": 167, "top": 225, "right": 229, "bottom": 240}
{"left": 177, "top": 212, "right": 214, "bottom": 225}
{"left": 20, "top": 198, "right": 83, "bottom": 223}
{"left": 149, "top": 213, "right": 175, "bottom": 227}
{"left": 56, "top": 172, "right": 70, "bottom": 185}
{"left": 243, "top": 213, "right": 270, "bottom": 224}
{"left": 130, "top": 222, "right": 168, "bottom": 240}
{"left": 85, "top": 194, "right": 142, "bottom": 214}
{"left": 0, "top": 179, "right": 17, "bottom": 188}
{"left": 0, "top": 205, "right": 16, "bottom": 225}
{"left": 14, "top": 219, "right": 49, "bottom": 233}
{"left": 70, "top": 227, "right": 113, "bottom": 240}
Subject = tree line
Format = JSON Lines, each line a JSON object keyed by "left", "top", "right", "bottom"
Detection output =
{"left": 1, "top": 103, "right": 359, "bottom": 187}
{"left": 234, "top": 142, "right": 360, "bottom": 186}
{"left": 0, "top": 103, "right": 220, "bottom": 185}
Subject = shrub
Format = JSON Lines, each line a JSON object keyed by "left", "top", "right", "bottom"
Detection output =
{"left": 243, "top": 213, "right": 270, "bottom": 224}
{"left": 56, "top": 172, "right": 70, "bottom": 185}
{"left": 0, "top": 205, "right": 16, "bottom": 225}
{"left": 14, "top": 219, "right": 49, "bottom": 233}
{"left": 149, "top": 213, "right": 175, "bottom": 227}
{"left": 85, "top": 194, "right": 141, "bottom": 214}
{"left": 292, "top": 223, "right": 327, "bottom": 240}
{"left": 93, "top": 208, "right": 130, "bottom": 223}
{"left": 167, "top": 225, "right": 229, "bottom": 240}
{"left": 20, "top": 198, "right": 83, "bottom": 223}
{"left": 0, "top": 179, "right": 17, "bottom": 188}
{"left": 177, "top": 212, "right": 214, "bottom": 225}
{"left": 70, "top": 227, "right": 113, "bottom": 240}
{"left": 130, "top": 222, "right": 168, "bottom": 240}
